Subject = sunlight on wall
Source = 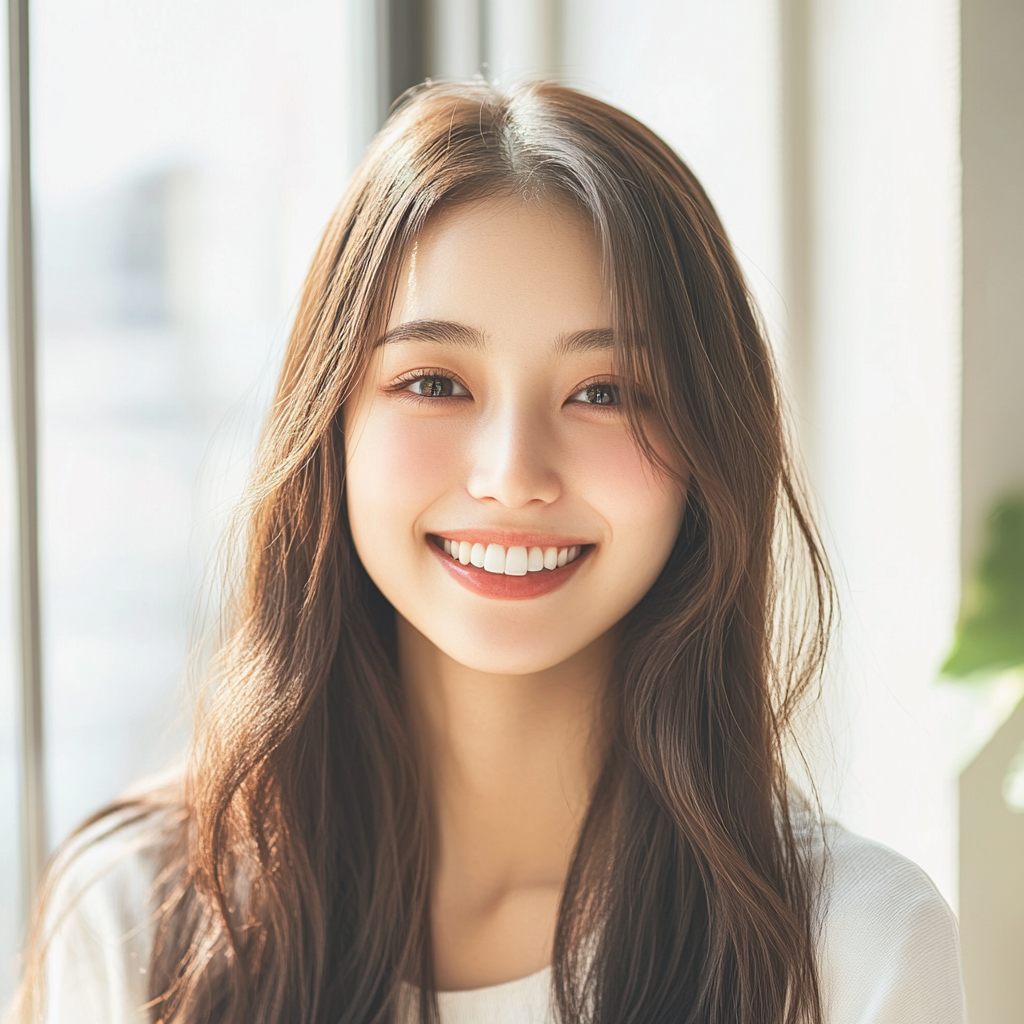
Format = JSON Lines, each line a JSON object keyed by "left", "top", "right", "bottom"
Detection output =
{"left": 806, "top": 0, "right": 962, "bottom": 905}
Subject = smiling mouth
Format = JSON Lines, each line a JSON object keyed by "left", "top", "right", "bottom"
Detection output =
{"left": 428, "top": 534, "right": 590, "bottom": 600}
{"left": 435, "top": 536, "right": 584, "bottom": 575}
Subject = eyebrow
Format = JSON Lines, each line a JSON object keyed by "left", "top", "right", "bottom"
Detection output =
{"left": 378, "top": 319, "right": 484, "bottom": 348}
{"left": 554, "top": 327, "right": 615, "bottom": 354}
{"left": 379, "top": 319, "right": 615, "bottom": 354}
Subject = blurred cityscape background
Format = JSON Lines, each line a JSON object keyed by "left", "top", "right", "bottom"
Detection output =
{"left": 0, "top": 1, "right": 1022, "bottom": 1021}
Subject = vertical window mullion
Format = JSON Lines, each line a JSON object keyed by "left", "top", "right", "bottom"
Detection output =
{"left": 7, "top": 0, "right": 45, "bottom": 925}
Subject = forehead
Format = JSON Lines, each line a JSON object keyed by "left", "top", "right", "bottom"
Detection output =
{"left": 387, "top": 197, "right": 611, "bottom": 346}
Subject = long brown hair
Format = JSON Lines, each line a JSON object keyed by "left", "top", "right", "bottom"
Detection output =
{"left": 19, "top": 81, "right": 832, "bottom": 1024}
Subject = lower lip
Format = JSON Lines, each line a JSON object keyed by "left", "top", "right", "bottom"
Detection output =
{"left": 430, "top": 541, "right": 590, "bottom": 600}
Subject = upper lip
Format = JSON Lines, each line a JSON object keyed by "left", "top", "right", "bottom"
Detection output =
{"left": 428, "top": 529, "right": 594, "bottom": 549}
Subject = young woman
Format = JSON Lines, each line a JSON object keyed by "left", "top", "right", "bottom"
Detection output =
{"left": 16, "top": 81, "right": 964, "bottom": 1024}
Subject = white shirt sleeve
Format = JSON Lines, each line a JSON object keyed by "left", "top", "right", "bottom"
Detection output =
{"left": 39, "top": 815, "right": 158, "bottom": 1024}
{"left": 816, "top": 825, "right": 967, "bottom": 1024}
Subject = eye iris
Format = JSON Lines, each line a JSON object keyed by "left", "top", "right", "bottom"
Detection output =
{"left": 586, "top": 383, "right": 618, "bottom": 405}
{"left": 419, "top": 376, "right": 448, "bottom": 397}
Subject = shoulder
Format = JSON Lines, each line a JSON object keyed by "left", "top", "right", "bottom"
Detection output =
{"left": 34, "top": 797, "right": 183, "bottom": 1024}
{"left": 49, "top": 800, "right": 176, "bottom": 915}
{"left": 811, "top": 823, "right": 966, "bottom": 1024}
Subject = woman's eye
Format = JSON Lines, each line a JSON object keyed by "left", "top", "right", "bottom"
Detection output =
{"left": 570, "top": 382, "right": 621, "bottom": 406}
{"left": 405, "top": 374, "right": 468, "bottom": 398}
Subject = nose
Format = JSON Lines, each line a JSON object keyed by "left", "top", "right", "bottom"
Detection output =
{"left": 466, "top": 402, "right": 561, "bottom": 509}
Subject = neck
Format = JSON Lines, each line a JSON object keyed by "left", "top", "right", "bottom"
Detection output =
{"left": 398, "top": 615, "right": 612, "bottom": 988}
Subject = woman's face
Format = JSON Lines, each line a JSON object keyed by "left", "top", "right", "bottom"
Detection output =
{"left": 345, "top": 197, "right": 687, "bottom": 675}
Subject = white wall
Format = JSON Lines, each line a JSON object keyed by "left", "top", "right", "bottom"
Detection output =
{"left": 806, "top": 0, "right": 962, "bottom": 903}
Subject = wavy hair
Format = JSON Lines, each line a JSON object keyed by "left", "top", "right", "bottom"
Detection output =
{"left": 18, "top": 81, "right": 832, "bottom": 1024}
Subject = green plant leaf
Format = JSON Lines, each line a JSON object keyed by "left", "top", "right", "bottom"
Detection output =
{"left": 943, "top": 494, "right": 1024, "bottom": 679}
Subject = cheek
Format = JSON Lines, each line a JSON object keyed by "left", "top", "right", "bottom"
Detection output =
{"left": 567, "top": 429, "right": 685, "bottom": 554}
{"left": 346, "top": 403, "right": 461, "bottom": 539}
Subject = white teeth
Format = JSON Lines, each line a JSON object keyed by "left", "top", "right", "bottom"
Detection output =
{"left": 483, "top": 544, "right": 506, "bottom": 573}
{"left": 505, "top": 546, "right": 528, "bottom": 576}
{"left": 439, "top": 537, "right": 585, "bottom": 572}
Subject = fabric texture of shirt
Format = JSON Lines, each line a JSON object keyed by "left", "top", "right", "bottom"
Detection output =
{"left": 28, "top": 811, "right": 966, "bottom": 1024}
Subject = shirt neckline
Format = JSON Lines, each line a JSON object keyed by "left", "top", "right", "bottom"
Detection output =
{"left": 435, "top": 964, "right": 552, "bottom": 1001}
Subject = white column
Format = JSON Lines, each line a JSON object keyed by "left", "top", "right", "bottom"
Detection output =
{"left": 807, "top": 0, "right": 962, "bottom": 904}
{"left": 342, "top": 0, "right": 384, "bottom": 175}
{"left": 432, "top": 0, "right": 481, "bottom": 80}
{"left": 961, "top": 0, "right": 1024, "bottom": 574}
{"left": 484, "top": 0, "right": 560, "bottom": 83}
{"left": 958, "top": 1, "right": 1024, "bottom": 1018}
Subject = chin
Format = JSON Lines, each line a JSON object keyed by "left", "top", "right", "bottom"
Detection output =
{"left": 437, "top": 640, "right": 577, "bottom": 677}
{"left": 438, "top": 598, "right": 609, "bottom": 675}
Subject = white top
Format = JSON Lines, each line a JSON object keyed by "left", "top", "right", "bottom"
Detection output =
{"left": 32, "top": 814, "right": 966, "bottom": 1024}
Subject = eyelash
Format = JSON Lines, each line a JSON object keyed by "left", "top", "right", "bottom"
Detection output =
{"left": 386, "top": 369, "right": 623, "bottom": 409}
{"left": 387, "top": 368, "right": 472, "bottom": 401}
{"left": 569, "top": 378, "right": 622, "bottom": 408}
